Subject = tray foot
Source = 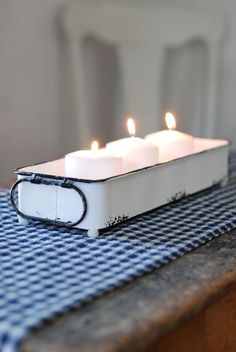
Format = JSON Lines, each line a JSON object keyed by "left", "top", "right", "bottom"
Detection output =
{"left": 87, "top": 229, "right": 99, "bottom": 239}
{"left": 220, "top": 176, "right": 228, "bottom": 187}
{"left": 18, "top": 216, "right": 29, "bottom": 226}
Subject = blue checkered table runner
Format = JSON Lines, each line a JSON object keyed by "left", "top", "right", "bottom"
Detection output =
{"left": 1, "top": 153, "right": 236, "bottom": 352}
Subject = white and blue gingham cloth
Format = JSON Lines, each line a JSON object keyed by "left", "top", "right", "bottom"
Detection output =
{"left": 1, "top": 153, "right": 236, "bottom": 352}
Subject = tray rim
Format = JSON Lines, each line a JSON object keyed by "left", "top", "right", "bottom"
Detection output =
{"left": 15, "top": 139, "right": 231, "bottom": 184}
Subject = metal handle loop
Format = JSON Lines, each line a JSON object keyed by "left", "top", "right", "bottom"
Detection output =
{"left": 10, "top": 177, "right": 87, "bottom": 227}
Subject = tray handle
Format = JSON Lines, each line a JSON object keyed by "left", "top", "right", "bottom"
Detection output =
{"left": 10, "top": 177, "right": 87, "bottom": 227}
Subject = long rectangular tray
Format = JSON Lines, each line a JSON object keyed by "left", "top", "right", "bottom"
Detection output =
{"left": 11, "top": 137, "right": 230, "bottom": 237}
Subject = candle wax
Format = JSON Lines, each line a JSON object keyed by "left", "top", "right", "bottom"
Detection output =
{"left": 65, "top": 148, "right": 122, "bottom": 180}
{"left": 145, "top": 130, "right": 194, "bottom": 162}
{"left": 106, "top": 137, "right": 159, "bottom": 173}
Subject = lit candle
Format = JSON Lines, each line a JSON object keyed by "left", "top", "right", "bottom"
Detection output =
{"left": 106, "top": 117, "right": 159, "bottom": 173}
{"left": 65, "top": 141, "right": 122, "bottom": 180}
{"left": 145, "top": 112, "right": 194, "bottom": 162}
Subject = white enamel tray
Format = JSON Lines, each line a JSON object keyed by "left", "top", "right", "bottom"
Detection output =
{"left": 11, "top": 138, "right": 230, "bottom": 238}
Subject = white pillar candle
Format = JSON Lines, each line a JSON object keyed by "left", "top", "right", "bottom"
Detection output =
{"left": 145, "top": 112, "right": 194, "bottom": 162}
{"left": 106, "top": 118, "right": 159, "bottom": 173}
{"left": 65, "top": 141, "right": 122, "bottom": 180}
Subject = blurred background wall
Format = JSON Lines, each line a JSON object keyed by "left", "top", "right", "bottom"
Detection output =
{"left": 0, "top": 0, "right": 236, "bottom": 182}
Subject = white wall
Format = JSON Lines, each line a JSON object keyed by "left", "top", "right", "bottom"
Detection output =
{"left": 0, "top": 0, "right": 64, "bottom": 182}
{"left": 0, "top": 0, "right": 236, "bottom": 182}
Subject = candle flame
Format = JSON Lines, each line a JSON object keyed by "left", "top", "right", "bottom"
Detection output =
{"left": 165, "top": 112, "right": 176, "bottom": 130}
{"left": 127, "top": 117, "right": 136, "bottom": 137}
{"left": 91, "top": 140, "right": 99, "bottom": 151}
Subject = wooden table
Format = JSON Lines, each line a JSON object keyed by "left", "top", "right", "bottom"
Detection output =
{"left": 2, "top": 183, "right": 236, "bottom": 352}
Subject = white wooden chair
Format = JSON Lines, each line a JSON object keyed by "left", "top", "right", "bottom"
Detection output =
{"left": 60, "top": 3, "right": 225, "bottom": 147}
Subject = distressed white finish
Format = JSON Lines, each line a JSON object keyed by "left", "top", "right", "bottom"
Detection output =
{"left": 60, "top": 3, "right": 225, "bottom": 145}
{"left": 15, "top": 138, "right": 229, "bottom": 237}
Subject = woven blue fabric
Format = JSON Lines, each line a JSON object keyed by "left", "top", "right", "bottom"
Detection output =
{"left": 1, "top": 153, "right": 236, "bottom": 352}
